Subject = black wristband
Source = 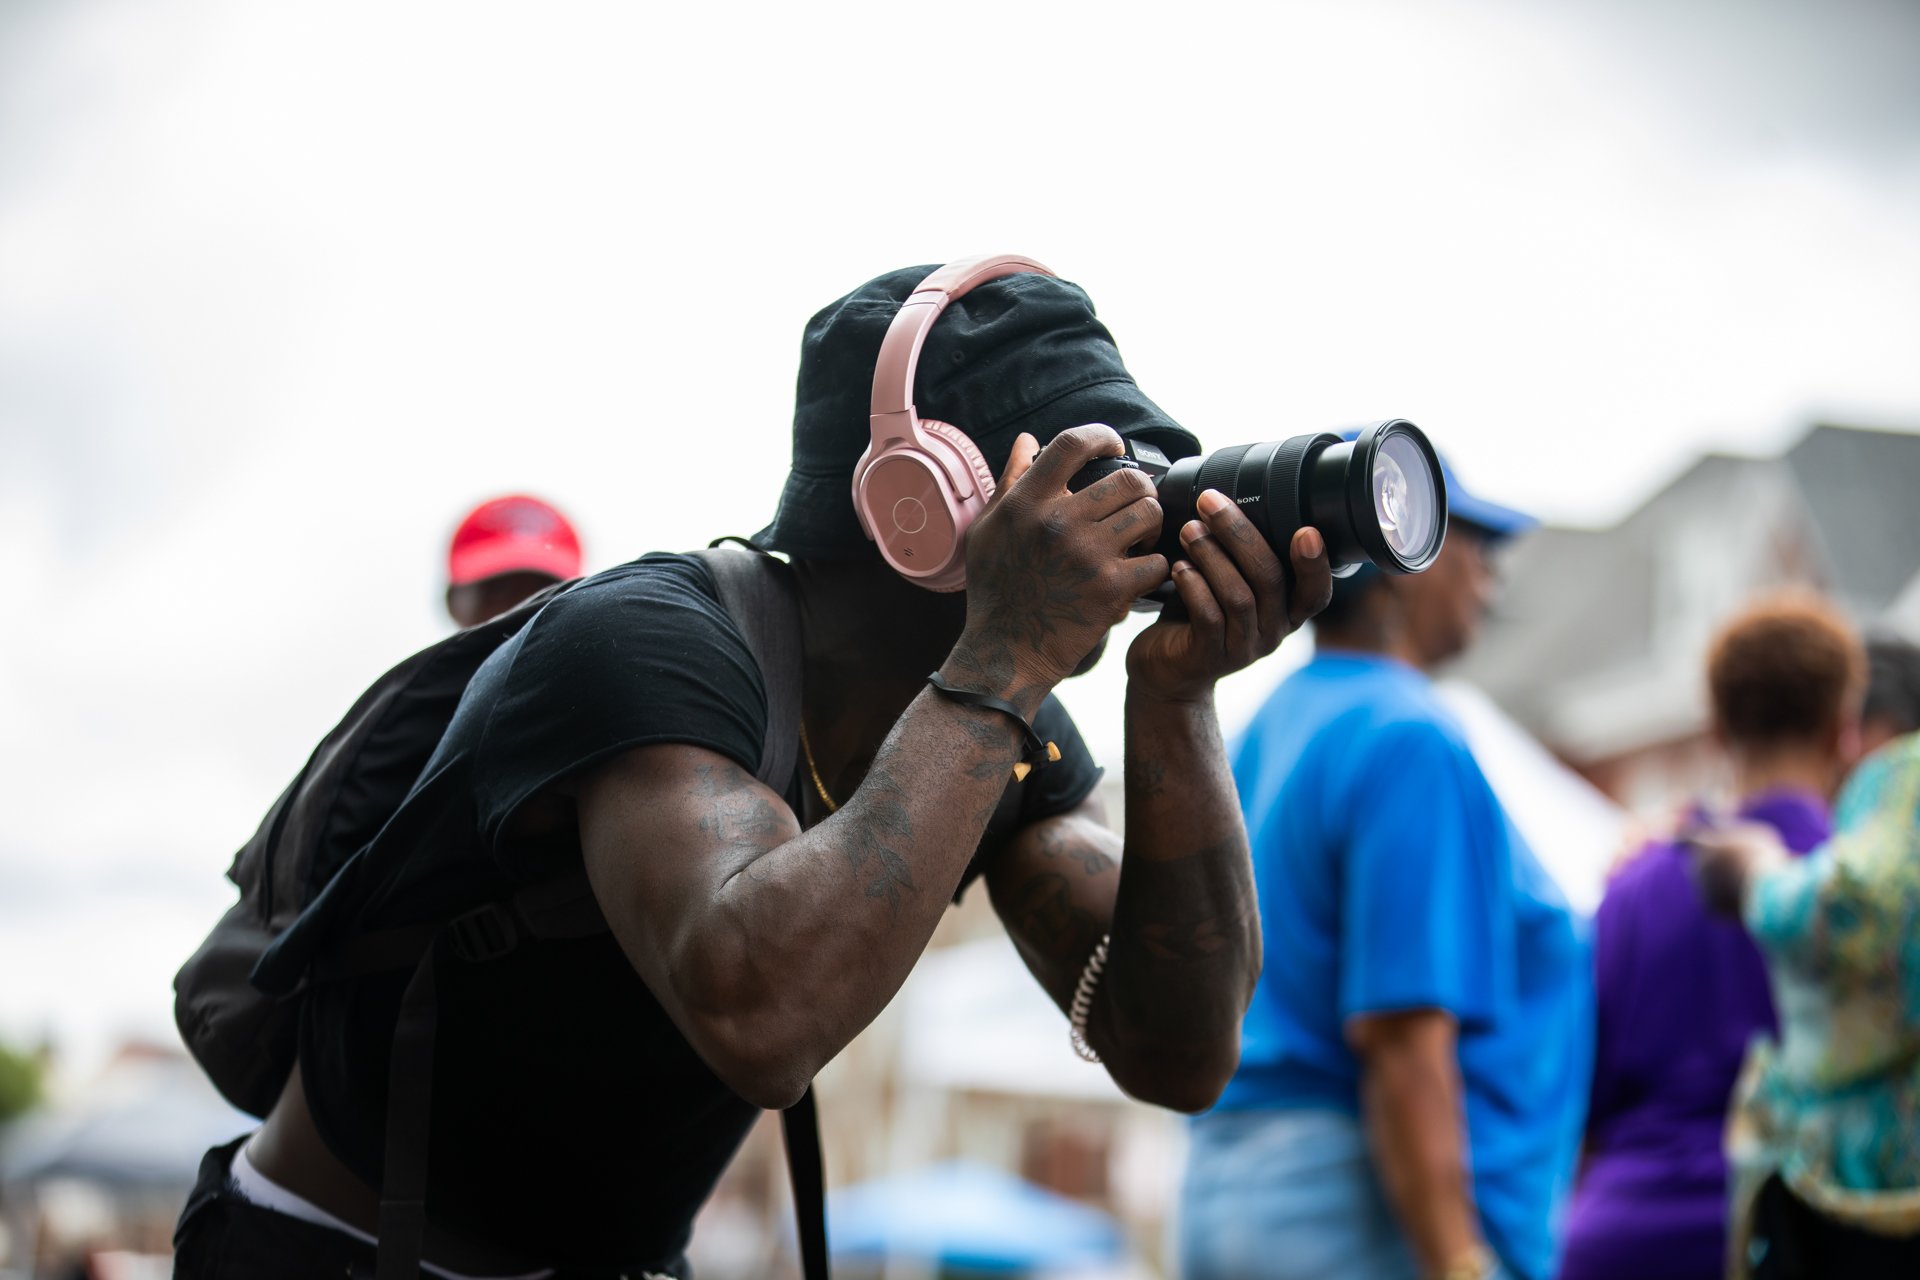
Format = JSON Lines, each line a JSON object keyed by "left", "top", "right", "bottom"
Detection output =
{"left": 925, "top": 672, "right": 1061, "bottom": 779}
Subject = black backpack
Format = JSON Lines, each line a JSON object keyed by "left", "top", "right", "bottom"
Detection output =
{"left": 173, "top": 544, "right": 828, "bottom": 1280}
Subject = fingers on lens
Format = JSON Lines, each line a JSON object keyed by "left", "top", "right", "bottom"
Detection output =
{"left": 1181, "top": 521, "right": 1256, "bottom": 621}
{"left": 1206, "top": 496, "right": 1281, "bottom": 573}
{"left": 1290, "top": 529, "right": 1335, "bottom": 622}
{"left": 1172, "top": 561, "right": 1224, "bottom": 636}
{"left": 1198, "top": 500, "right": 1288, "bottom": 639}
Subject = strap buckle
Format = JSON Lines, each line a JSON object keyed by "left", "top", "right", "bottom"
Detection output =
{"left": 447, "top": 903, "right": 518, "bottom": 962}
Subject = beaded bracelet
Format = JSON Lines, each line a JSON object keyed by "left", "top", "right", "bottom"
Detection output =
{"left": 1068, "top": 935, "right": 1111, "bottom": 1063}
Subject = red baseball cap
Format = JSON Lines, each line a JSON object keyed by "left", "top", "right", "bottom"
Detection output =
{"left": 447, "top": 494, "right": 584, "bottom": 587}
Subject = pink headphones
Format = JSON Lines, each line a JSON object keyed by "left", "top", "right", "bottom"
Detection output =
{"left": 851, "top": 254, "right": 1057, "bottom": 591}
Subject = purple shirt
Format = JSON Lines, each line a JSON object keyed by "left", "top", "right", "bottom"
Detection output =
{"left": 1557, "top": 791, "right": 1830, "bottom": 1280}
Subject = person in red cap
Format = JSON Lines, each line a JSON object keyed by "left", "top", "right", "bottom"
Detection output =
{"left": 444, "top": 494, "right": 584, "bottom": 628}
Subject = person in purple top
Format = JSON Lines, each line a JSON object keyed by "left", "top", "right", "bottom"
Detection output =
{"left": 1558, "top": 593, "right": 1867, "bottom": 1280}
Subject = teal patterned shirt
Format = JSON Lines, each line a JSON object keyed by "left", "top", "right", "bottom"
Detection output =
{"left": 1732, "top": 733, "right": 1920, "bottom": 1228}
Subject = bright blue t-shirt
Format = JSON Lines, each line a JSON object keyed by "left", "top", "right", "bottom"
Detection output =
{"left": 1215, "top": 653, "right": 1592, "bottom": 1280}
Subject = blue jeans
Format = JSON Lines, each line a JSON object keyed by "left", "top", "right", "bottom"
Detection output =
{"left": 1181, "top": 1109, "right": 1510, "bottom": 1280}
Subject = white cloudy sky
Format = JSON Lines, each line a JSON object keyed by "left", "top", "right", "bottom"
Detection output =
{"left": 2, "top": 0, "right": 1917, "bottom": 1075}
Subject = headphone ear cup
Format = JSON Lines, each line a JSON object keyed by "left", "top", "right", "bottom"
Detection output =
{"left": 849, "top": 443, "right": 877, "bottom": 539}
{"left": 919, "top": 420, "right": 998, "bottom": 507}
{"left": 852, "top": 421, "right": 992, "bottom": 592}
{"left": 911, "top": 420, "right": 996, "bottom": 591}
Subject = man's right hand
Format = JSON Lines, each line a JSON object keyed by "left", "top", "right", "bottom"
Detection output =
{"left": 946, "top": 425, "right": 1170, "bottom": 707}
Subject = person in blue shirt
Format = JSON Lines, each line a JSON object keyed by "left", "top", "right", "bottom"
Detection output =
{"left": 1180, "top": 462, "right": 1591, "bottom": 1280}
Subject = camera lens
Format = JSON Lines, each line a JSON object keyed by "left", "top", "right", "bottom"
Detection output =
{"left": 1069, "top": 419, "right": 1448, "bottom": 586}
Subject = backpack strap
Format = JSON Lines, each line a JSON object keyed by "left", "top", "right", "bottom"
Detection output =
{"left": 783, "top": 1086, "right": 830, "bottom": 1280}
{"left": 694, "top": 541, "right": 827, "bottom": 1280}
{"left": 376, "top": 939, "right": 440, "bottom": 1280}
{"left": 691, "top": 540, "right": 803, "bottom": 796}
{"left": 372, "top": 543, "right": 821, "bottom": 1280}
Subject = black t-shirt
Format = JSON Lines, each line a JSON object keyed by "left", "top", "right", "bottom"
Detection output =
{"left": 270, "top": 553, "right": 1102, "bottom": 1272}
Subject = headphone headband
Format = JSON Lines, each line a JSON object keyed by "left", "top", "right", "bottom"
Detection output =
{"left": 868, "top": 254, "right": 1056, "bottom": 432}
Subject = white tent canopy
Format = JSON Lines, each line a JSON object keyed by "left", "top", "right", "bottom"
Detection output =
{"left": 1437, "top": 678, "right": 1628, "bottom": 916}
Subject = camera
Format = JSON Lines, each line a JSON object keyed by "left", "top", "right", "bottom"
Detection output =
{"left": 1068, "top": 419, "right": 1448, "bottom": 602}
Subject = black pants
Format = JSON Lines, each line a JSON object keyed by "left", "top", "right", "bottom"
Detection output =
{"left": 173, "top": 1136, "right": 689, "bottom": 1280}
{"left": 1748, "top": 1172, "right": 1920, "bottom": 1279}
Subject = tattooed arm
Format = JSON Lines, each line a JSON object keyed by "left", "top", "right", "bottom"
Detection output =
{"left": 991, "top": 491, "right": 1333, "bottom": 1111}
{"left": 985, "top": 693, "right": 1270, "bottom": 1111}
{"left": 575, "top": 692, "right": 1027, "bottom": 1111}
{"left": 574, "top": 427, "right": 1163, "bottom": 1111}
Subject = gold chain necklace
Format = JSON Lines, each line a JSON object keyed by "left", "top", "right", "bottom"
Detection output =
{"left": 798, "top": 721, "right": 838, "bottom": 813}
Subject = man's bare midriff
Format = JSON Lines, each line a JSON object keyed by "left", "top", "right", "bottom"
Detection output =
{"left": 249, "top": 1064, "right": 551, "bottom": 1274}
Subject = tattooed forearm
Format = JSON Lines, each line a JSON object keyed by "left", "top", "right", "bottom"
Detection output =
{"left": 1116, "top": 842, "right": 1251, "bottom": 963}
{"left": 944, "top": 636, "right": 1049, "bottom": 719}
{"left": 1036, "top": 821, "right": 1117, "bottom": 878}
{"left": 1124, "top": 756, "right": 1167, "bottom": 801}
{"left": 1009, "top": 870, "right": 1105, "bottom": 960}
{"left": 1105, "top": 842, "right": 1258, "bottom": 1047}
{"left": 955, "top": 709, "right": 1019, "bottom": 754}
{"left": 840, "top": 767, "right": 918, "bottom": 912}
{"left": 1080, "top": 688, "right": 1261, "bottom": 1103}
{"left": 945, "top": 634, "right": 1019, "bottom": 697}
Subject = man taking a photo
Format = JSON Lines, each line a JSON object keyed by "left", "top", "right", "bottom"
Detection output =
{"left": 174, "top": 258, "right": 1332, "bottom": 1279}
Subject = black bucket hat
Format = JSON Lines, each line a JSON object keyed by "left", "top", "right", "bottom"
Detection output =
{"left": 755, "top": 263, "right": 1200, "bottom": 560}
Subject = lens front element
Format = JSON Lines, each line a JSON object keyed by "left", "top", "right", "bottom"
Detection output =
{"left": 1373, "top": 433, "right": 1438, "bottom": 563}
{"left": 1324, "top": 420, "right": 1446, "bottom": 574}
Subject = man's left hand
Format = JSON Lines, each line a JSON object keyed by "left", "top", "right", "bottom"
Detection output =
{"left": 1127, "top": 488, "right": 1333, "bottom": 701}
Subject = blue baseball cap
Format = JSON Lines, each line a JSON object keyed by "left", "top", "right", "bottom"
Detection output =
{"left": 1441, "top": 459, "right": 1536, "bottom": 540}
{"left": 1340, "top": 428, "right": 1535, "bottom": 542}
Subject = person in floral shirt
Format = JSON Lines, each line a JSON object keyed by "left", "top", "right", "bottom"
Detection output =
{"left": 1695, "top": 732, "right": 1920, "bottom": 1277}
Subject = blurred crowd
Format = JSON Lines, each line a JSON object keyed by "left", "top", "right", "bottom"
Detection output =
{"left": 1182, "top": 469, "right": 1920, "bottom": 1280}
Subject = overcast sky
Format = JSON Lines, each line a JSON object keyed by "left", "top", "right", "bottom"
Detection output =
{"left": 3, "top": 0, "right": 1918, "bottom": 1075}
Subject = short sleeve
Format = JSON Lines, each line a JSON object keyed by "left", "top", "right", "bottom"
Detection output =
{"left": 1339, "top": 722, "right": 1513, "bottom": 1027}
{"left": 465, "top": 557, "right": 768, "bottom": 859}
{"left": 1747, "top": 835, "right": 1920, "bottom": 986}
{"left": 1746, "top": 849, "right": 1837, "bottom": 971}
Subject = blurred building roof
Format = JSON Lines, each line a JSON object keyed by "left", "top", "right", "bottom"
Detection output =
{"left": 1451, "top": 424, "right": 1920, "bottom": 765}
{"left": 1785, "top": 424, "right": 1920, "bottom": 616}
